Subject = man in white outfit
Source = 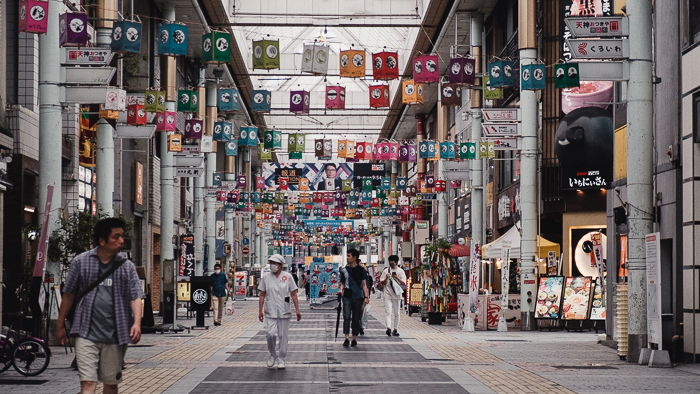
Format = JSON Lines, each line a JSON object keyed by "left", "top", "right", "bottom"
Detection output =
{"left": 258, "top": 254, "right": 302, "bottom": 369}
{"left": 379, "top": 255, "right": 406, "bottom": 337}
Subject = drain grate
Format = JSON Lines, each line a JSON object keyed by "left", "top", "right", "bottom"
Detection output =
{"left": 554, "top": 364, "right": 617, "bottom": 370}
{"left": 0, "top": 379, "right": 49, "bottom": 385}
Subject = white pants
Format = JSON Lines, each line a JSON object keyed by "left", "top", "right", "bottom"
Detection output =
{"left": 384, "top": 297, "right": 401, "bottom": 330}
{"left": 265, "top": 317, "right": 291, "bottom": 361}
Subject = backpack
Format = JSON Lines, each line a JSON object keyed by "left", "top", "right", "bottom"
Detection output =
{"left": 365, "top": 270, "right": 374, "bottom": 292}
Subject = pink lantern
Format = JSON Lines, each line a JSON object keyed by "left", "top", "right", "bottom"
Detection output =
{"left": 256, "top": 176, "right": 265, "bottom": 190}
{"left": 184, "top": 118, "right": 203, "bottom": 139}
{"left": 290, "top": 90, "right": 310, "bottom": 114}
{"left": 388, "top": 142, "right": 399, "bottom": 160}
{"left": 155, "top": 111, "right": 177, "bottom": 132}
{"left": 19, "top": 0, "right": 49, "bottom": 34}
{"left": 413, "top": 54, "right": 439, "bottom": 83}
{"left": 325, "top": 85, "right": 346, "bottom": 110}
{"left": 375, "top": 142, "right": 388, "bottom": 160}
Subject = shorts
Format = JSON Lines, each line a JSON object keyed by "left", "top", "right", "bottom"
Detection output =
{"left": 75, "top": 337, "right": 127, "bottom": 385}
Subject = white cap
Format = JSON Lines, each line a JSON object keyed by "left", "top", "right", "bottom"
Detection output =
{"left": 267, "top": 254, "right": 286, "bottom": 266}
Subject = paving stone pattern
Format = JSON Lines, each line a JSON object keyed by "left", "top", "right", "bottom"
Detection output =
{"left": 1, "top": 296, "right": 700, "bottom": 393}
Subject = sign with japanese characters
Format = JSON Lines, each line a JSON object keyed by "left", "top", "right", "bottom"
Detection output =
{"left": 175, "top": 167, "right": 203, "bottom": 177}
{"left": 179, "top": 234, "right": 195, "bottom": 276}
{"left": 482, "top": 123, "right": 520, "bottom": 137}
{"left": 481, "top": 108, "right": 520, "bottom": 122}
{"left": 564, "top": 169, "right": 609, "bottom": 189}
{"left": 565, "top": 16, "right": 628, "bottom": 38}
{"left": 566, "top": 38, "right": 629, "bottom": 59}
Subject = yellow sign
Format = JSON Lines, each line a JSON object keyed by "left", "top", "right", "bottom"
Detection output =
{"left": 177, "top": 281, "right": 190, "bottom": 301}
{"left": 613, "top": 125, "right": 627, "bottom": 181}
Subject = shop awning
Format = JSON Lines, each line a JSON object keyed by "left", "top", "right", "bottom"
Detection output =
{"left": 482, "top": 222, "right": 560, "bottom": 259}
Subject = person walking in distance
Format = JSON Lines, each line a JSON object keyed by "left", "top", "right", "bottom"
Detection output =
{"left": 55, "top": 218, "right": 144, "bottom": 394}
{"left": 258, "top": 254, "right": 302, "bottom": 369}
{"left": 340, "top": 248, "right": 370, "bottom": 347}
{"left": 380, "top": 255, "right": 406, "bottom": 337}
{"left": 210, "top": 263, "right": 229, "bottom": 326}
{"left": 358, "top": 260, "right": 374, "bottom": 336}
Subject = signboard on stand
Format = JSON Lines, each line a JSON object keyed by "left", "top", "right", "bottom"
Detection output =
{"left": 233, "top": 271, "right": 248, "bottom": 300}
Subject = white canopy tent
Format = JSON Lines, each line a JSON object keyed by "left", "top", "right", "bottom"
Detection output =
{"left": 482, "top": 222, "right": 560, "bottom": 260}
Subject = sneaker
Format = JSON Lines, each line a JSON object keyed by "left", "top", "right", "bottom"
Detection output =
{"left": 266, "top": 356, "right": 276, "bottom": 368}
{"left": 343, "top": 339, "right": 350, "bottom": 347}
{"left": 277, "top": 360, "right": 286, "bottom": 369}
{"left": 392, "top": 329, "right": 400, "bottom": 337}
{"left": 386, "top": 328, "right": 392, "bottom": 336}
{"left": 351, "top": 339, "right": 357, "bottom": 347}
{"left": 359, "top": 329, "right": 365, "bottom": 336}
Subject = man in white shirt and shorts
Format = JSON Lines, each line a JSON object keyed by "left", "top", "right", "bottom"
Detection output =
{"left": 258, "top": 254, "right": 302, "bottom": 369}
{"left": 379, "top": 255, "right": 406, "bottom": 337}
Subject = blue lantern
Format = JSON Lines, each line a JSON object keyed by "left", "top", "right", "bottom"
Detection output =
{"left": 521, "top": 64, "right": 546, "bottom": 90}
{"left": 239, "top": 126, "right": 259, "bottom": 147}
{"left": 218, "top": 88, "right": 241, "bottom": 112}
{"left": 251, "top": 90, "right": 272, "bottom": 112}
{"left": 213, "top": 121, "right": 232, "bottom": 141}
{"left": 440, "top": 141, "right": 456, "bottom": 159}
{"left": 381, "top": 177, "right": 391, "bottom": 190}
{"left": 418, "top": 140, "right": 436, "bottom": 159}
{"left": 111, "top": 20, "right": 142, "bottom": 54}
{"left": 225, "top": 140, "right": 238, "bottom": 156}
{"left": 157, "top": 23, "right": 188, "bottom": 56}
{"left": 488, "top": 60, "right": 515, "bottom": 88}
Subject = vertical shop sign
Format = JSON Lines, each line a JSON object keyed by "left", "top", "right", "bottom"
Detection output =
{"left": 134, "top": 161, "right": 144, "bottom": 207}
{"left": 469, "top": 241, "right": 481, "bottom": 314}
{"left": 561, "top": 0, "right": 615, "bottom": 62}
{"left": 645, "top": 232, "right": 662, "bottom": 349}
{"left": 179, "top": 234, "right": 195, "bottom": 277}
{"left": 500, "top": 248, "right": 511, "bottom": 312}
{"left": 234, "top": 271, "right": 248, "bottom": 300}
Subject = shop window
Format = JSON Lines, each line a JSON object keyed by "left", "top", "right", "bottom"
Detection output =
{"left": 686, "top": 0, "right": 700, "bottom": 47}
{"left": 694, "top": 92, "right": 700, "bottom": 143}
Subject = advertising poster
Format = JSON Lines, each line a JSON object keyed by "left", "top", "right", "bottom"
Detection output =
{"left": 561, "top": 276, "right": 594, "bottom": 320}
{"left": 468, "top": 241, "right": 481, "bottom": 314}
{"left": 177, "top": 281, "right": 191, "bottom": 302}
{"left": 309, "top": 262, "right": 340, "bottom": 299}
{"left": 534, "top": 276, "right": 565, "bottom": 319}
{"left": 590, "top": 277, "right": 606, "bottom": 320}
{"left": 262, "top": 162, "right": 353, "bottom": 191}
{"left": 645, "top": 232, "right": 663, "bottom": 347}
{"left": 234, "top": 271, "right": 248, "bottom": 299}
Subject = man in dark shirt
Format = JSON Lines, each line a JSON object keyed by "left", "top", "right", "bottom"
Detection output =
{"left": 210, "top": 263, "right": 229, "bottom": 326}
{"left": 339, "top": 248, "right": 369, "bottom": 347}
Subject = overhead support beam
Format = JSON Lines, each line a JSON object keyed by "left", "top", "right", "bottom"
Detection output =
{"left": 214, "top": 23, "right": 432, "bottom": 28}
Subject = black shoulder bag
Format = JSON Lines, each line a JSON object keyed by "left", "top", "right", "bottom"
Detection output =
{"left": 66, "top": 257, "right": 126, "bottom": 324}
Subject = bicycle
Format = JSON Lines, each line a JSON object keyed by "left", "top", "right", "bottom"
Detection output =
{"left": 0, "top": 326, "right": 51, "bottom": 376}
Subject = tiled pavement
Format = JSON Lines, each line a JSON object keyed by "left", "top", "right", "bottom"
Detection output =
{"left": 1, "top": 296, "right": 700, "bottom": 393}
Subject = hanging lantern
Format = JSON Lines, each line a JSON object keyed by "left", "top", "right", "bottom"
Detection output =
{"left": 252, "top": 39, "right": 280, "bottom": 69}
{"left": 155, "top": 111, "right": 177, "bottom": 132}
{"left": 290, "top": 90, "right": 310, "bottom": 114}
{"left": 325, "top": 86, "right": 346, "bottom": 110}
{"left": 290, "top": 133, "right": 305, "bottom": 153}
{"left": 144, "top": 90, "right": 165, "bottom": 112}
{"left": 301, "top": 43, "right": 330, "bottom": 75}
{"left": 237, "top": 175, "right": 247, "bottom": 190}
{"left": 111, "top": 19, "right": 142, "bottom": 54}
{"left": 60, "top": 12, "right": 88, "bottom": 47}
{"left": 554, "top": 63, "right": 580, "bottom": 89}
{"left": 323, "top": 192, "right": 334, "bottom": 204}
{"left": 440, "top": 83, "right": 462, "bottom": 106}
{"left": 396, "top": 177, "right": 407, "bottom": 190}
{"left": 19, "top": 0, "right": 49, "bottom": 34}
{"left": 104, "top": 88, "right": 126, "bottom": 111}
{"left": 372, "top": 51, "right": 399, "bottom": 80}
{"left": 488, "top": 60, "right": 515, "bottom": 87}
{"left": 373, "top": 142, "right": 386, "bottom": 160}
{"left": 184, "top": 119, "right": 203, "bottom": 140}
{"left": 251, "top": 89, "right": 272, "bottom": 112}
{"left": 225, "top": 140, "right": 238, "bottom": 156}
{"left": 177, "top": 89, "right": 198, "bottom": 112}
{"left": 521, "top": 64, "right": 546, "bottom": 90}
{"left": 459, "top": 142, "right": 477, "bottom": 159}
{"left": 440, "top": 141, "right": 456, "bottom": 159}
{"left": 157, "top": 23, "right": 189, "bottom": 56}
{"left": 259, "top": 144, "right": 272, "bottom": 160}
{"left": 256, "top": 176, "right": 265, "bottom": 191}
{"left": 218, "top": 88, "right": 241, "bottom": 112}
{"left": 167, "top": 132, "right": 183, "bottom": 152}
{"left": 264, "top": 129, "right": 282, "bottom": 149}
{"left": 341, "top": 179, "right": 353, "bottom": 191}
{"left": 337, "top": 140, "right": 347, "bottom": 158}
{"left": 239, "top": 126, "right": 258, "bottom": 146}
{"left": 200, "top": 135, "right": 213, "bottom": 153}
{"left": 278, "top": 177, "right": 289, "bottom": 190}
{"left": 418, "top": 140, "right": 436, "bottom": 159}
{"left": 339, "top": 49, "right": 365, "bottom": 78}
{"left": 126, "top": 104, "right": 147, "bottom": 126}
{"left": 201, "top": 31, "right": 231, "bottom": 63}
{"left": 448, "top": 57, "right": 476, "bottom": 84}
{"left": 381, "top": 177, "right": 391, "bottom": 190}
{"left": 369, "top": 85, "right": 390, "bottom": 108}
{"left": 402, "top": 80, "right": 424, "bottom": 105}
{"left": 388, "top": 141, "right": 399, "bottom": 161}
{"left": 413, "top": 54, "right": 439, "bottom": 83}
{"left": 213, "top": 120, "right": 233, "bottom": 141}
{"left": 345, "top": 140, "right": 355, "bottom": 159}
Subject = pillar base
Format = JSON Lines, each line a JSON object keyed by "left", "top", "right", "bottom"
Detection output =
{"left": 648, "top": 349, "right": 672, "bottom": 368}
{"left": 497, "top": 316, "right": 508, "bottom": 332}
{"left": 627, "top": 333, "right": 648, "bottom": 363}
{"left": 520, "top": 311, "right": 537, "bottom": 331}
{"left": 463, "top": 315, "right": 475, "bottom": 332}
{"left": 638, "top": 347, "right": 651, "bottom": 365}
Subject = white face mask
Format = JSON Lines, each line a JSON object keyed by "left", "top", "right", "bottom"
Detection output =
{"left": 270, "top": 264, "right": 281, "bottom": 273}
{"left": 214, "top": 269, "right": 221, "bottom": 274}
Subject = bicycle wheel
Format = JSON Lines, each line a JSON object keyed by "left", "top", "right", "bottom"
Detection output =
{"left": 0, "top": 345, "right": 12, "bottom": 373}
{"left": 12, "top": 339, "right": 50, "bottom": 376}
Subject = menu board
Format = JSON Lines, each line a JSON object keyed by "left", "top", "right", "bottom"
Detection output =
{"left": 561, "top": 276, "right": 594, "bottom": 320}
{"left": 534, "top": 276, "right": 565, "bottom": 319}
{"left": 590, "top": 277, "right": 606, "bottom": 320}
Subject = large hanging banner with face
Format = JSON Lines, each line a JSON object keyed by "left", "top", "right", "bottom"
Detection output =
{"left": 262, "top": 162, "right": 354, "bottom": 191}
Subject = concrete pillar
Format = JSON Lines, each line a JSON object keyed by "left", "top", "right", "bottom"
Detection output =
{"left": 437, "top": 83, "right": 449, "bottom": 239}
{"left": 205, "top": 81, "right": 217, "bottom": 273}
{"left": 626, "top": 0, "right": 654, "bottom": 362}
{"left": 518, "top": 0, "right": 539, "bottom": 331}
{"left": 38, "top": 0, "right": 62, "bottom": 233}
